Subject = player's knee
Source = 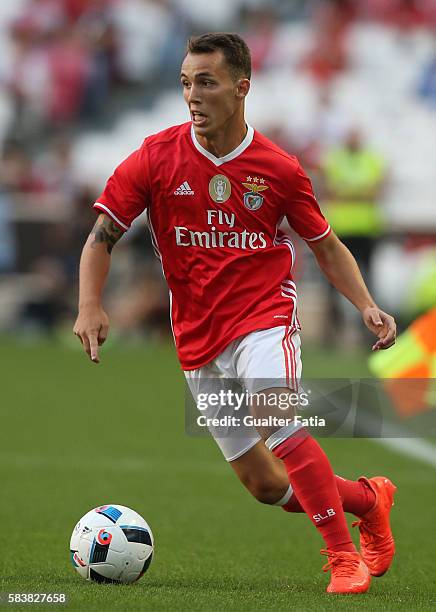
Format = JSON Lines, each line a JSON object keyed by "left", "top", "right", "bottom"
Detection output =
{"left": 245, "top": 477, "right": 286, "bottom": 505}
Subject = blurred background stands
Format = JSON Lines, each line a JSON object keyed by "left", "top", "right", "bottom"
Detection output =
{"left": 0, "top": 0, "right": 435, "bottom": 344}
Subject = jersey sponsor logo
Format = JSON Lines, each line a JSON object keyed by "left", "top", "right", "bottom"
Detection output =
{"left": 174, "top": 181, "right": 194, "bottom": 196}
{"left": 209, "top": 174, "right": 231, "bottom": 203}
{"left": 242, "top": 176, "right": 269, "bottom": 211}
{"left": 174, "top": 226, "right": 267, "bottom": 250}
{"left": 174, "top": 207, "right": 267, "bottom": 250}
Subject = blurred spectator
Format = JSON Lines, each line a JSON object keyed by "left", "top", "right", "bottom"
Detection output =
{"left": 112, "top": 0, "right": 174, "bottom": 84}
{"left": 322, "top": 128, "right": 386, "bottom": 256}
{"left": 270, "top": 0, "right": 309, "bottom": 21}
{"left": 401, "top": 239, "right": 436, "bottom": 320}
{"left": 241, "top": 6, "right": 279, "bottom": 73}
{"left": 292, "top": 88, "right": 349, "bottom": 189}
{"left": 308, "top": 88, "right": 349, "bottom": 150}
{"left": 109, "top": 266, "right": 169, "bottom": 339}
{"left": 19, "top": 255, "right": 71, "bottom": 334}
{"left": 75, "top": 0, "right": 118, "bottom": 121}
{"left": 33, "top": 134, "right": 78, "bottom": 205}
{"left": 46, "top": 26, "right": 90, "bottom": 128}
{"left": 356, "top": 0, "right": 436, "bottom": 30}
{"left": 72, "top": 185, "right": 102, "bottom": 246}
{"left": 155, "top": 0, "right": 191, "bottom": 86}
{"left": 6, "top": 18, "right": 52, "bottom": 141}
{"left": 302, "top": 0, "right": 355, "bottom": 83}
{"left": 15, "top": 0, "right": 67, "bottom": 36}
{"left": 5, "top": 0, "right": 117, "bottom": 138}
{"left": 0, "top": 183, "right": 17, "bottom": 272}
{"left": 62, "top": 0, "right": 98, "bottom": 23}
{"left": 320, "top": 128, "right": 387, "bottom": 344}
{"left": 262, "top": 124, "right": 295, "bottom": 155}
{"left": 0, "top": 140, "right": 45, "bottom": 193}
{"left": 417, "top": 38, "right": 436, "bottom": 108}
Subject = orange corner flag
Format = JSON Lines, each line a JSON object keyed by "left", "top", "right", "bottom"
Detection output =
{"left": 369, "top": 308, "right": 436, "bottom": 417}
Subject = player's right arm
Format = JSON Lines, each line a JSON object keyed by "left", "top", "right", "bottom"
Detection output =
{"left": 73, "top": 214, "right": 123, "bottom": 363}
{"left": 73, "top": 142, "right": 149, "bottom": 362}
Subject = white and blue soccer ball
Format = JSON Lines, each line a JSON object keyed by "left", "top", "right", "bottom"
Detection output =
{"left": 70, "top": 504, "right": 154, "bottom": 584}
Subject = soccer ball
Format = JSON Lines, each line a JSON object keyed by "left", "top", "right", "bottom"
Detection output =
{"left": 70, "top": 504, "right": 154, "bottom": 584}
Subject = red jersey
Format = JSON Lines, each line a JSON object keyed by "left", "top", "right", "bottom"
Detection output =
{"left": 94, "top": 122, "right": 331, "bottom": 369}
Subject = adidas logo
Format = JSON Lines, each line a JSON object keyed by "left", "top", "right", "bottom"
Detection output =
{"left": 174, "top": 181, "right": 194, "bottom": 196}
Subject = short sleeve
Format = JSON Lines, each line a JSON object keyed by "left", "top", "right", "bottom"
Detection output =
{"left": 284, "top": 162, "right": 331, "bottom": 243}
{"left": 94, "top": 141, "right": 150, "bottom": 231}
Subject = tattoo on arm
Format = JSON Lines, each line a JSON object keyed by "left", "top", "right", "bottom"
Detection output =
{"left": 90, "top": 215, "right": 123, "bottom": 254}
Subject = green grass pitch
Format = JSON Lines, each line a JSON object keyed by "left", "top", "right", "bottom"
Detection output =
{"left": 0, "top": 338, "right": 434, "bottom": 611}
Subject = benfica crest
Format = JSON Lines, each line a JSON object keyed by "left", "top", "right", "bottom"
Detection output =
{"left": 242, "top": 177, "right": 269, "bottom": 211}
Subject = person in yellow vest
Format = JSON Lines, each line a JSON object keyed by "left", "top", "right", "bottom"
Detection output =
{"left": 321, "top": 127, "right": 387, "bottom": 344}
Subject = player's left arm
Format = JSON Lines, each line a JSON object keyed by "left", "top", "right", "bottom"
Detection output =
{"left": 307, "top": 231, "right": 396, "bottom": 351}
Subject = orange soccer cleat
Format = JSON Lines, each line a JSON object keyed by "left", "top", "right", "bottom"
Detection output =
{"left": 352, "top": 476, "right": 397, "bottom": 577}
{"left": 321, "top": 549, "right": 371, "bottom": 594}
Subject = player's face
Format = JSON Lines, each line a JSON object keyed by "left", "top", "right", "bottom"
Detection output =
{"left": 180, "top": 51, "right": 249, "bottom": 138}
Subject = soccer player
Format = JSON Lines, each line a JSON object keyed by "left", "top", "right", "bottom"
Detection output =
{"left": 74, "top": 33, "right": 397, "bottom": 594}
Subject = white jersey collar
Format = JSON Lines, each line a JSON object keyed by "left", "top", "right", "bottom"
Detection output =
{"left": 190, "top": 123, "right": 254, "bottom": 166}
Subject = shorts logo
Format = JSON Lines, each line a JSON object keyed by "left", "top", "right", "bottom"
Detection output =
{"left": 242, "top": 177, "right": 269, "bottom": 211}
{"left": 209, "top": 175, "right": 231, "bottom": 203}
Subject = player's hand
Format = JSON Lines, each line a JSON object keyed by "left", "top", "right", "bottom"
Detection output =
{"left": 362, "top": 306, "right": 396, "bottom": 351}
{"left": 73, "top": 305, "right": 109, "bottom": 363}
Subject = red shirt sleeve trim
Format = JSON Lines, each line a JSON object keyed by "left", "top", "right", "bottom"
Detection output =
{"left": 303, "top": 225, "right": 331, "bottom": 243}
{"left": 93, "top": 203, "right": 129, "bottom": 231}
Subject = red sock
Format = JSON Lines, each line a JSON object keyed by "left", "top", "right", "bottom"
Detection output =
{"left": 283, "top": 475, "right": 376, "bottom": 517}
{"left": 336, "top": 475, "right": 376, "bottom": 516}
{"left": 273, "top": 430, "right": 356, "bottom": 553}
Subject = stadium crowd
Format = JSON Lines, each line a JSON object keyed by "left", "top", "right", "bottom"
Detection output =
{"left": 0, "top": 0, "right": 435, "bottom": 341}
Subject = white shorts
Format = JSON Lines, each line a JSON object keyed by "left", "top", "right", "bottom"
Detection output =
{"left": 184, "top": 326, "right": 302, "bottom": 462}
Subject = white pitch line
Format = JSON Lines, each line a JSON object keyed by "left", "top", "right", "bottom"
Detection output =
{"left": 372, "top": 437, "right": 436, "bottom": 469}
{"left": 309, "top": 384, "right": 436, "bottom": 470}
